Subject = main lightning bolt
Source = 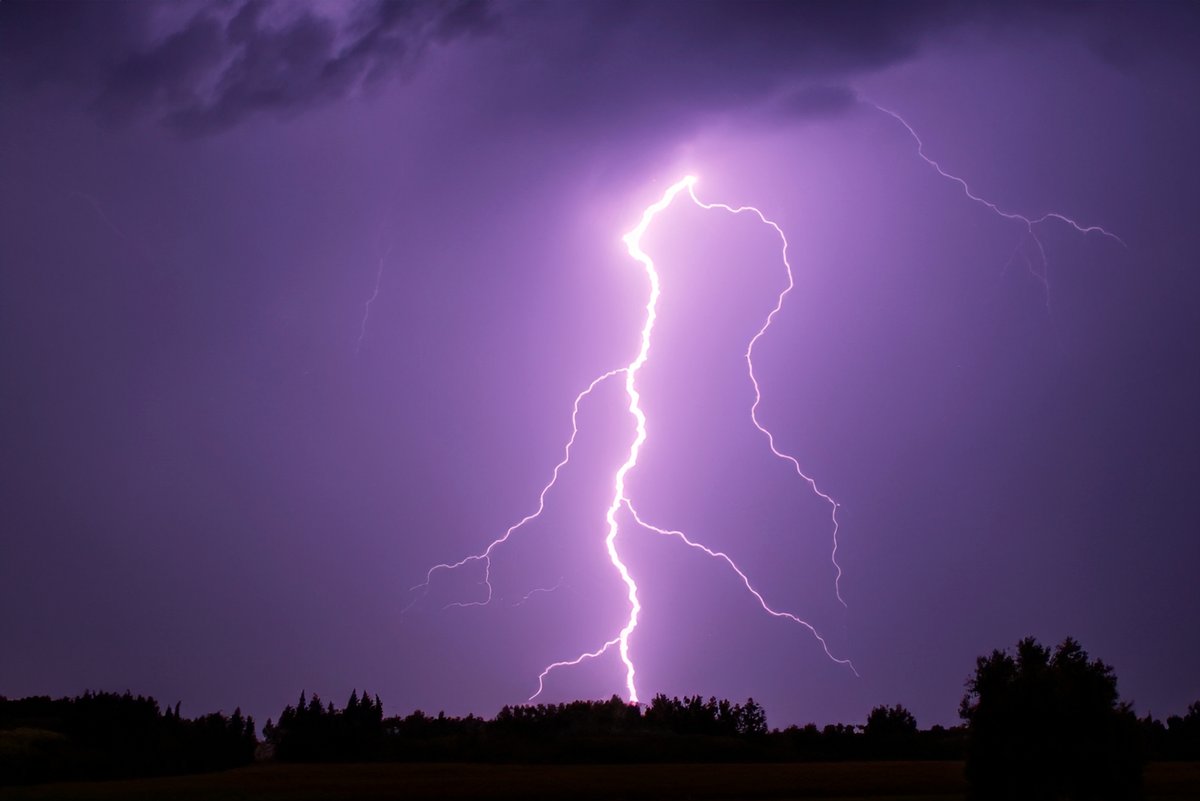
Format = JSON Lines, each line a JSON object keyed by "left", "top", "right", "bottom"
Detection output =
{"left": 531, "top": 177, "right": 853, "bottom": 701}
{"left": 595, "top": 175, "right": 692, "bottom": 702}
{"left": 409, "top": 103, "right": 1125, "bottom": 705}
{"left": 865, "top": 101, "right": 1125, "bottom": 306}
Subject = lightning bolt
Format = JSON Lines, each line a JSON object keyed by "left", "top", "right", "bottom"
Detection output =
{"left": 625, "top": 500, "right": 858, "bottom": 677}
{"left": 684, "top": 186, "right": 847, "bottom": 608}
{"left": 511, "top": 579, "right": 564, "bottom": 607}
{"left": 526, "top": 176, "right": 852, "bottom": 701}
{"left": 409, "top": 101, "right": 1126, "bottom": 706}
{"left": 404, "top": 367, "right": 626, "bottom": 614}
{"left": 593, "top": 175, "right": 693, "bottom": 703}
{"left": 865, "top": 100, "right": 1125, "bottom": 306}
{"left": 531, "top": 636, "right": 622, "bottom": 701}
{"left": 356, "top": 241, "right": 392, "bottom": 355}
{"left": 413, "top": 176, "right": 853, "bottom": 701}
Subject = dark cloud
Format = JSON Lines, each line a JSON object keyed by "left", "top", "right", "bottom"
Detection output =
{"left": 107, "top": 0, "right": 495, "bottom": 135}
{"left": 0, "top": 0, "right": 961, "bottom": 137}
{"left": 772, "top": 84, "right": 859, "bottom": 121}
{"left": 96, "top": 14, "right": 226, "bottom": 124}
{"left": 0, "top": 0, "right": 496, "bottom": 136}
{"left": 499, "top": 0, "right": 1200, "bottom": 125}
{"left": 1029, "top": 0, "right": 1200, "bottom": 73}
{"left": 3, "top": 0, "right": 1197, "bottom": 138}
{"left": 0, "top": 1, "right": 146, "bottom": 89}
{"left": 476, "top": 0, "right": 963, "bottom": 127}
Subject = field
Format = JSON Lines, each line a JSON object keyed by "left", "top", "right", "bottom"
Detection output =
{"left": 1, "top": 762, "right": 1198, "bottom": 801}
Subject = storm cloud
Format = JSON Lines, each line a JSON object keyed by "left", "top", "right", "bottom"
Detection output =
{"left": 4, "top": 1, "right": 1197, "bottom": 138}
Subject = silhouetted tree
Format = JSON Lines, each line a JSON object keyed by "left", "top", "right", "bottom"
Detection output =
{"left": 1164, "top": 700, "right": 1200, "bottom": 760}
{"left": 864, "top": 704, "right": 918, "bottom": 758}
{"left": 960, "top": 637, "right": 1144, "bottom": 800}
{"left": 739, "top": 698, "right": 767, "bottom": 736}
{"left": 265, "top": 689, "right": 386, "bottom": 762}
{"left": 0, "top": 692, "right": 255, "bottom": 785}
{"left": 643, "top": 694, "right": 766, "bottom": 737}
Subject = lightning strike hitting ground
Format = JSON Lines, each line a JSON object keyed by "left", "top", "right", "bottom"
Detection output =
{"left": 866, "top": 101, "right": 1125, "bottom": 307}
{"left": 411, "top": 175, "right": 855, "bottom": 703}
{"left": 531, "top": 176, "right": 852, "bottom": 702}
{"left": 411, "top": 125, "right": 1124, "bottom": 701}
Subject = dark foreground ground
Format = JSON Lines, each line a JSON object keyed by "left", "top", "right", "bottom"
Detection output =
{"left": 1, "top": 762, "right": 1198, "bottom": 801}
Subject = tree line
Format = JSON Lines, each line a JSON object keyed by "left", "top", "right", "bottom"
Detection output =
{"left": 3, "top": 637, "right": 1199, "bottom": 798}
{"left": 253, "top": 691, "right": 973, "bottom": 764}
{"left": 0, "top": 691, "right": 254, "bottom": 785}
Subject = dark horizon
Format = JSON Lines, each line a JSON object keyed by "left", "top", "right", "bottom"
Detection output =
{"left": 2, "top": 0, "right": 1198, "bottom": 735}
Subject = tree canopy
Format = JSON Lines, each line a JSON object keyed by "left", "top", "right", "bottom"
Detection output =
{"left": 960, "top": 637, "right": 1144, "bottom": 800}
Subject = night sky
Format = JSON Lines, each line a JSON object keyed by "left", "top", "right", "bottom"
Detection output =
{"left": 2, "top": 1, "right": 1198, "bottom": 732}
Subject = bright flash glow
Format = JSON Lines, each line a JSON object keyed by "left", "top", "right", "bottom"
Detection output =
{"left": 409, "top": 174, "right": 855, "bottom": 702}
{"left": 603, "top": 175, "right": 697, "bottom": 702}
{"left": 409, "top": 106, "right": 1126, "bottom": 704}
{"left": 531, "top": 176, "right": 853, "bottom": 701}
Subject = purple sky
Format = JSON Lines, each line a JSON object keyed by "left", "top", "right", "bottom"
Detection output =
{"left": 2, "top": 1, "right": 1198, "bottom": 731}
